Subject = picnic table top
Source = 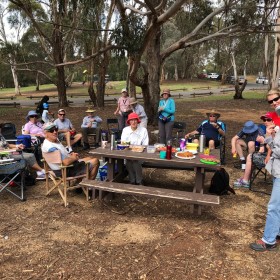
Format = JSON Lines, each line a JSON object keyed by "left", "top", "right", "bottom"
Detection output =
{"left": 89, "top": 147, "right": 221, "bottom": 170}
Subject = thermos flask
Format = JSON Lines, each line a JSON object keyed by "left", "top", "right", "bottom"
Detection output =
{"left": 166, "top": 140, "right": 172, "bottom": 160}
{"left": 199, "top": 134, "right": 206, "bottom": 153}
{"left": 110, "top": 133, "right": 115, "bottom": 150}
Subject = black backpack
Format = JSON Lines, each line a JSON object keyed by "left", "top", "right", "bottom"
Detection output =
{"left": 209, "top": 168, "right": 235, "bottom": 195}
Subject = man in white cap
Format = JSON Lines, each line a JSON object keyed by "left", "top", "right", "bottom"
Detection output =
{"left": 81, "top": 107, "right": 102, "bottom": 150}
{"left": 114, "top": 88, "right": 132, "bottom": 130}
{"left": 130, "top": 97, "right": 148, "bottom": 128}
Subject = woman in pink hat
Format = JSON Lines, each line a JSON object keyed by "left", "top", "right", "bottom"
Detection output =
{"left": 121, "top": 113, "right": 149, "bottom": 185}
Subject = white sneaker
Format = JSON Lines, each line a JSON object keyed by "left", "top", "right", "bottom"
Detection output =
{"left": 36, "top": 171, "right": 46, "bottom": 180}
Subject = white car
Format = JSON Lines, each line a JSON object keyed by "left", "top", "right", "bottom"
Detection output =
{"left": 256, "top": 76, "right": 266, "bottom": 84}
{"left": 263, "top": 78, "right": 280, "bottom": 85}
{"left": 207, "top": 73, "right": 219, "bottom": 79}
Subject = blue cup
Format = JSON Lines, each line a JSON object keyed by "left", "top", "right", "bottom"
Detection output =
{"left": 159, "top": 151, "right": 167, "bottom": 159}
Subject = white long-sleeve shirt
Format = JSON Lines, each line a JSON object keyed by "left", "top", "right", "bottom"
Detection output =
{"left": 121, "top": 125, "right": 149, "bottom": 146}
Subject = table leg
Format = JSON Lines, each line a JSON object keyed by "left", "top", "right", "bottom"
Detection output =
{"left": 191, "top": 167, "right": 205, "bottom": 214}
{"left": 99, "top": 158, "right": 115, "bottom": 199}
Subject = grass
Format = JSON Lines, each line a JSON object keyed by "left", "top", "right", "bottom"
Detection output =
{"left": 0, "top": 75, "right": 263, "bottom": 99}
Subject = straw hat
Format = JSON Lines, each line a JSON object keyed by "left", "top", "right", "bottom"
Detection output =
{"left": 85, "top": 106, "right": 96, "bottom": 113}
{"left": 161, "top": 89, "right": 171, "bottom": 97}
{"left": 206, "top": 109, "right": 221, "bottom": 118}
{"left": 130, "top": 97, "right": 138, "bottom": 105}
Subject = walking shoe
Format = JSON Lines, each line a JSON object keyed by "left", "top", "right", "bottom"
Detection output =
{"left": 233, "top": 178, "right": 250, "bottom": 188}
{"left": 36, "top": 170, "right": 46, "bottom": 180}
{"left": 250, "top": 239, "right": 277, "bottom": 252}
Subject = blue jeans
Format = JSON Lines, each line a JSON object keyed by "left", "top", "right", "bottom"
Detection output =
{"left": 262, "top": 177, "right": 280, "bottom": 244}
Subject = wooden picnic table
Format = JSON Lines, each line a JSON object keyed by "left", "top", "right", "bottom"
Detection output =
{"left": 80, "top": 147, "right": 221, "bottom": 215}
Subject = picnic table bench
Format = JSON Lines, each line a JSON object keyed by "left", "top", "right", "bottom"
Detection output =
{"left": 82, "top": 147, "right": 221, "bottom": 215}
{"left": 35, "top": 100, "right": 73, "bottom": 105}
{"left": 0, "top": 96, "right": 16, "bottom": 100}
{"left": 27, "top": 95, "right": 58, "bottom": 99}
{"left": 0, "top": 102, "right": 21, "bottom": 108}
{"left": 190, "top": 92, "right": 213, "bottom": 98}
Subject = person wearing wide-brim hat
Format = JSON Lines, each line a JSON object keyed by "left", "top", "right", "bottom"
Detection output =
{"left": 121, "top": 112, "right": 149, "bottom": 185}
{"left": 158, "top": 88, "right": 176, "bottom": 144}
{"left": 114, "top": 88, "right": 133, "bottom": 130}
{"left": 81, "top": 107, "right": 102, "bottom": 150}
{"left": 23, "top": 110, "right": 45, "bottom": 138}
{"left": 130, "top": 97, "right": 148, "bottom": 128}
{"left": 231, "top": 120, "right": 265, "bottom": 168}
{"left": 185, "top": 109, "right": 226, "bottom": 150}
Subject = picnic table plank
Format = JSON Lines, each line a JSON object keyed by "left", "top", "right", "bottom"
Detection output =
{"left": 80, "top": 179, "right": 220, "bottom": 206}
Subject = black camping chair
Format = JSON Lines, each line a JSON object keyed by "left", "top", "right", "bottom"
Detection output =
{"left": 0, "top": 123, "right": 17, "bottom": 143}
{"left": 172, "top": 121, "right": 187, "bottom": 146}
{"left": 107, "top": 118, "right": 121, "bottom": 140}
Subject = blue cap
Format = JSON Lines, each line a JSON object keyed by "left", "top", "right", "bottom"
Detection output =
{"left": 43, "top": 103, "right": 49, "bottom": 109}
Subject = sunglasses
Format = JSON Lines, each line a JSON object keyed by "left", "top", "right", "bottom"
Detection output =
{"left": 268, "top": 96, "right": 280, "bottom": 104}
{"left": 47, "top": 126, "right": 58, "bottom": 133}
{"left": 209, "top": 115, "right": 217, "bottom": 117}
{"left": 29, "top": 115, "right": 38, "bottom": 118}
{"left": 58, "top": 113, "right": 65, "bottom": 116}
{"left": 263, "top": 118, "right": 272, "bottom": 122}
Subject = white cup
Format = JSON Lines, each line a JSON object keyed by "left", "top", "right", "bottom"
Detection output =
{"left": 276, "top": 105, "right": 280, "bottom": 116}
{"left": 101, "top": 141, "right": 108, "bottom": 149}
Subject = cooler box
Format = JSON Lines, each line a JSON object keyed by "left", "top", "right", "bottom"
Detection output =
{"left": 99, "top": 163, "right": 108, "bottom": 181}
{"left": 16, "top": 135, "right": 32, "bottom": 148}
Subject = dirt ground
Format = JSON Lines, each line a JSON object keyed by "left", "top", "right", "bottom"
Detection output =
{"left": 0, "top": 97, "right": 279, "bottom": 280}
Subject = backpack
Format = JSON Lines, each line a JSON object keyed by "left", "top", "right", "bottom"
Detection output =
{"left": 209, "top": 168, "right": 235, "bottom": 195}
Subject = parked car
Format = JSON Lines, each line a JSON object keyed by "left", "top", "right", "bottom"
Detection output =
{"left": 207, "top": 73, "right": 219, "bottom": 79}
{"left": 226, "top": 75, "right": 235, "bottom": 84}
{"left": 256, "top": 76, "right": 266, "bottom": 84}
{"left": 263, "top": 78, "right": 280, "bottom": 85}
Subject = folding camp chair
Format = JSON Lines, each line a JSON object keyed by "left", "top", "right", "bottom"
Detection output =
{"left": 42, "top": 151, "right": 90, "bottom": 206}
{"left": 0, "top": 123, "right": 17, "bottom": 143}
{"left": 0, "top": 159, "right": 26, "bottom": 201}
{"left": 172, "top": 121, "right": 187, "bottom": 146}
{"left": 107, "top": 118, "right": 121, "bottom": 140}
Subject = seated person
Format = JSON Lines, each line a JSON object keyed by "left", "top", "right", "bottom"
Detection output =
{"left": 41, "top": 122, "right": 99, "bottom": 179}
{"left": 41, "top": 103, "right": 54, "bottom": 124}
{"left": 53, "top": 109, "right": 82, "bottom": 153}
{"left": 130, "top": 97, "right": 148, "bottom": 128}
{"left": 231, "top": 120, "right": 265, "bottom": 169}
{"left": 185, "top": 109, "right": 225, "bottom": 149}
{"left": 121, "top": 113, "right": 149, "bottom": 185}
{"left": 0, "top": 128, "right": 48, "bottom": 180}
{"left": 81, "top": 107, "right": 102, "bottom": 150}
{"left": 233, "top": 113, "right": 275, "bottom": 188}
{"left": 23, "top": 110, "right": 45, "bottom": 139}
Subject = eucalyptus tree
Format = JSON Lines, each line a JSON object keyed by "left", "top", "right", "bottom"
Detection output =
{"left": 8, "top": 0, "right": 91, "bottom": 106}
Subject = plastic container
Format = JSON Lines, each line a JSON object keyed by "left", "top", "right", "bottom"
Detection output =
{"left": 186, "top": 143, "right": 198, "bottom": 151}
{"left": 147, "top": 146, "right": 156, "bottom": 153}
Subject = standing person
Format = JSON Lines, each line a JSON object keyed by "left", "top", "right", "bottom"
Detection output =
{"left": 36, "top": 95, "right": 49, "bottom": 116}
{"left": 121, "top": 113, "right": 149, "bottom": 185}
{"left": 185, "top": 109, "right": 226, "bottom": 149}
{"left": 250, "top": 89, "right": 280, "bottom": 251}
{"left": 130, "top": 97, "right": 148, "bottom": 128}
{"left": 81, "top": 107, "right": 102, "bottom": 150}
{"left": 114, "top": 88, "right": 132, "bottom": 131}
{"left": 41, "top": 103, "right": 54, "bottom": 123}
{"left": 53, "top": 109, "right": 82, "bottom": 153}
{"left": 42, "top": 122, "right": 99, "bottom": 180}
{"left": 231, "top": 120, "right": 265, "bottom": 169}
{"left": 158, "top": 89, "right": 176, "bottom": 145}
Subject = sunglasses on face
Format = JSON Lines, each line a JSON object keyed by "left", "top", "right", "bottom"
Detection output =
{"left": 263, "top": 118, "right": 272, "bottom": 122}
{"left": 58, "top": 113, "right": 65, "bottom": 116}
{"left": 29, "top": 115, "right": 38, "bottom": 118}
{"left": 209, "top": 115, "right": 216, "bottom": 117}
{"left": 47, "top": 126, "right": 58, "bottom": 133}
{"left": 268, "top": 96, "right": 280, "bottom": 104}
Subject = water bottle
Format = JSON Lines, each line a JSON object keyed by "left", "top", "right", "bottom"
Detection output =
{"left": 199, "top": 133, "right": 206, "bottom": 153}
{"left": 110, "top": 133, "right": 115, "bottom": 150}
{"left": 166, "top": 140, "right": 172, "bottom": 160}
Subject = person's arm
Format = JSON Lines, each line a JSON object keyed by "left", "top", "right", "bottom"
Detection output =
{"left": 141, "top": 129, "right": 149, "bottom": 145}
{"left": 163, "top": 99, "right": 176, "bottom": 115}
{"left": 185, "top": 130, "right": 199, "bottom": 139}
{"left": 81, "top": 117, "right": 88, "bottom": 128}
{"left": 62, "top": 152, "right": 79, "bottom": 166}
{"left": 114, "top": 99, "right": 120, "bottom": 115}
{"left": 213, "top": 122, "right": 225, "bottom": 137}
{"left": 264, "top": 147, "right": 272, "bottom": 164}
{"left": 231, "top": 135, "right": 239, "bottom": 154}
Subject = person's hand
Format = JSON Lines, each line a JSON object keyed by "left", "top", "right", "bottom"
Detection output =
{"left": 114, "top": 111, "right": 118, "bottom": 115}
{"left": 70, "top": 152, "right": 79, "bottom": 160}
{"left": 231, "top": 148, "right": 236, "bottom": 155}
{"left": 185, "top": 133, "right": 190, "bottom": 139}
{"left": 16, "top": 144, "right": 24, "bottom": 150}
{"left": 158, "top": 106, "right": 163, "bottom": 112}
{"left": 265, "top": 154, "right": 271, "bottom": 164}
{"left": 266, "top": 125, "right": 276, "bottom": 137}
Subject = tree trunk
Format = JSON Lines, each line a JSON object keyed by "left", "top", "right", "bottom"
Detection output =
{"left": 272, "top": 7, "right": 280, "bottom": 88}
{"left": 10, "top": 60, "right": 21, "bottom": 96}
{"left": 56, "top": 66, "right": 67, "bottom": 106}
{"left": 144, "top": 29, "right": 161, "bottom": 125}
{"left": 88, "top": 81, "right": 97, "bottom": 106}
{"left": 233, "top": 80, "right": 247, "bottom": 99}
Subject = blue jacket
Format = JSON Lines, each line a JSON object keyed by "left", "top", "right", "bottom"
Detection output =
{"left": 158, "top": 98, "right": 176, "bottom": 122}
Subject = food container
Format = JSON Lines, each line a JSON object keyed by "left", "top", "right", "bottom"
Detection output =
{"left": 117, "top": 144, "right": 129, "bottom": 150}
{"left": 154, "top": 143, "right": 165, "bottom": 149}
{"left": 186, "top": 143, "right": 199, "bottom": 151}
{"left": 147, "top": 146, "right": 156, "bottom": 153}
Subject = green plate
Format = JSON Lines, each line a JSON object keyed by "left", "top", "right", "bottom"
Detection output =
{"left": 200, "top": 159, "right": 218, "bottom": 165}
